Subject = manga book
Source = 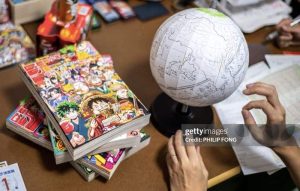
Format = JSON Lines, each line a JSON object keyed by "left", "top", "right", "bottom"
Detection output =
{"left": 79, "top": 148, "right": 126, "bottom": 180}
{"left": 6, "top": 97, "right": 151, "bottom": 180}
{"left": 6, "top": 97, "right": 98, "bottom": 181}
{"left": 6, "top": 97, "right": 52, "bottom": 151}
{"left": 6, "top": 95, "right": 142, "bottom": 165}
{"left": 70, "top": 162, "right": 98, "bottom": 182}
{"left": 89, "top": 129, "right": 141, "bottom": 155}
{"left": 0, "top": 22, "right": 35, "bottom": 69}
{"left": 48, "top": 123, "right": 73, "bottom": 164}
{"left": 19, "top": 41, "right": 150, "bottom": 160}
{"left": 78, "top": 131, "right": 151, "bottom": 180}
{"left": 48, "top": 121, "right": 142, "bottom": 164}
{"left": 124, "top": 131, "right": 151, "bottom": 160}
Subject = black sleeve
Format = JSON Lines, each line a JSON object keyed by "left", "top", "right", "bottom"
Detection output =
{"left": 290, "top": 0, "right": 300, "bottom": 18}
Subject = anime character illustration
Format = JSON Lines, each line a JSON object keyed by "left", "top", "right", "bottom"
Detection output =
{"left": 44, "top": 76, "right": 55, "bottom": 88}
{"left": 20, "top": 42, "right": 147, "bottom": 149}
{"left": 33, "top": 124, "right": 50, "bottom": 140}
{"left": 46, "top": 87, "right": 68, "bottom": 110}
{"left": 49, "top": 75, "right": 60, "bottom": 88}
{"left": 57, "top": 101, "right": 88, "bottom": 147}
{"left": 73, "top": 81, "right": 89, "bottom": 95}
{"left": 81, "top": 92, "right": 121, "bottom": 139}
{"left": 71, "top": 69, "right": 84, "bottom": 82}
{"left": 85, "top": 63, "right": 105, "bottom": 88}
{"left": 40, "top": 89, "right": 49, "bottom": 100}
{"left": 61, "top": 69, "right": 73, "bottom": 85}
{"left": 76, "top": 41, "right": 98, "bottom": 59}
{"left": 79, "top": 64, "right": 90, "bottom": 77}
{"left": 110, "top": 83, "right": 143, "bottom": 123}
{"left": 48, "top": 124, "right": 67, "bottom": 153}
{"left": 0, "top": 26, "right": 35, "bottom": 68}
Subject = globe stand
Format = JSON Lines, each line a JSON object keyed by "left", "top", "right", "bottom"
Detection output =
{"left": 150, "top": 93, "right": 213, "bottom": 137}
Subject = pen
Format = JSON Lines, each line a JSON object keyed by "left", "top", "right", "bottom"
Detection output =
{"left": 264, "top": 16, "right": 300, "bottom": 42}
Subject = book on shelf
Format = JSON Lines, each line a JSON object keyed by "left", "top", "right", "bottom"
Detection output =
{"left": 18, "top": 41, "right": 151, "bottom": 160}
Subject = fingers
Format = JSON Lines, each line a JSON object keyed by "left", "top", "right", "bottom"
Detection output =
{"left": 276, "top": 18, "right": 292, "bottom": 36}
{"left": 275, "top": 18, "right": 300, "bottom": 48}
{"left": 169, "top": 130, "right": 208, "bottom": 174}
{"left": 282, "top": 25, "right": 300, "bottom": 35}
{"left": 243, "top": 100, "right": 274, "bottom": 118}
{"left": 195, "top": 146, "right": 206, "bottom": 170}
{"left": 242, "top": 82, "right": 286, "bottom": 124}
{"left": 279, "top": 34, "right": 293, "bottom": 41}
{"left": 242, "top": 109, "right": 257, "bottom": 125}
{"left": 168, "top": 135, "right": 179, "bottom": 165}
{"left": 196, "top": 145, "right": 200, "bottom": 153}
{"left": 243, "top": 82, "right": 281, "bottom": 108}
{"left": 174, "top": 130, "right": 188, "bottom": 163}
{"left": 166, "top": 153, "right": 174, "bottom": 174}
{"left": 169, "top": 131, "right": 203, "bottom": 162}
{"left": 276, "top": 18, "right": 292, "bottom": 31}
{"left": 242, "top": 110, "right": 264, "bottom": 142}
{"left": 186, "top": 144, "right": 198, "bottom": 162}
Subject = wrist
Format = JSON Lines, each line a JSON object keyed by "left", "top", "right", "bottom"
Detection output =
{"left": 272, "top": 146, "right": 300, "bottom": 158}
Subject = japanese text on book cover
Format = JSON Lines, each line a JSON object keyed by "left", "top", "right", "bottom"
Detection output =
{"left": 20, "top": 41, "right": 146, "bottom": 148}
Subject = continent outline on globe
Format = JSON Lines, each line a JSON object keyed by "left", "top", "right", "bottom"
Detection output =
{"left": 150, "top": 8, "right": 249, "bottom": 107}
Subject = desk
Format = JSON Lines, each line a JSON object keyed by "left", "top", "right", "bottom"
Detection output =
{"left": 0, "top": 2, "right": 298, "bottom": 191}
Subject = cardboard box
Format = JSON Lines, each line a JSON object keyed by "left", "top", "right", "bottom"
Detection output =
{"left": 8, "top": 0, "right": 55, "bottom": 24}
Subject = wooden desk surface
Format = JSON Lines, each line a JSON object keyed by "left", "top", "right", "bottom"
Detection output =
{"left": 0, "top": 2, "right": 298, "bottom": 191}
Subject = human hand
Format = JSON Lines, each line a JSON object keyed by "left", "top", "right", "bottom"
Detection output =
{"left": 70, "top": 132, "right": 85, "bottom": 147}
{"left": 242, "top": 82, "right": 296, "bottom": 148}
{"left": 276, "top": 18, "right": 300, "bottom": 48}
{"left": 166, "top": 130, "right": 208, "bottom": 191}
{"left": 90, "top": 119, "right": 97, "bottom": 129}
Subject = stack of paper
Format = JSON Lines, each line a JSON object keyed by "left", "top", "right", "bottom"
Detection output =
{"left": 217, "top": 0, "right": 292, "bottom": 33}
{"left": 6, "top": 41, "right": 151, "bottom": 181}
{"left": 214, "top": 55, "right": 300, "bottom": 175}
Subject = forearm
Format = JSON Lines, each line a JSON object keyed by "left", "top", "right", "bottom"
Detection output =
{"left": 273, "top": 146, "right": 300, "bottom": 188}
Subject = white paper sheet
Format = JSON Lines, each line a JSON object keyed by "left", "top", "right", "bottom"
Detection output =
{"left": 214, "top": 57, "right": 300, "bottom": 175}
{"left": 0, "top": 163, "right": 27, "bottom": 191}
{"left": 217, "top": 0, "right": 291, "bottom": 33}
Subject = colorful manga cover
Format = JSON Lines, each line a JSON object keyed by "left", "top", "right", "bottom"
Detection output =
{"left": 48, "top": 119, "right": 142, "bottom": 163}
{"left": 0, "top": 22, "right": 35, "bottom": 68}
{"left": 48, "top": 122, "right": 71, "bottom": 163}
{"left": 7, "top": 97, "right": 98, "bottom": 180}
{"left": 7, "top": 97, "right": 50, "bottom": 143}
{"left": 20, "top": 41, "right": 146, "bottom": 150}
{"left": 82, "top": 148, "right": 125, "bottom": 175}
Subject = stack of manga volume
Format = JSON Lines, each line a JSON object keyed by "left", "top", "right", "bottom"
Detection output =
{"left": 6, "top": 41, "right": 151, "bottom": 181}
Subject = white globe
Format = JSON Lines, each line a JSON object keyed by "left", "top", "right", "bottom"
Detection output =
{"left": 150, "top": 8, "right": 249, "bottom": 107}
